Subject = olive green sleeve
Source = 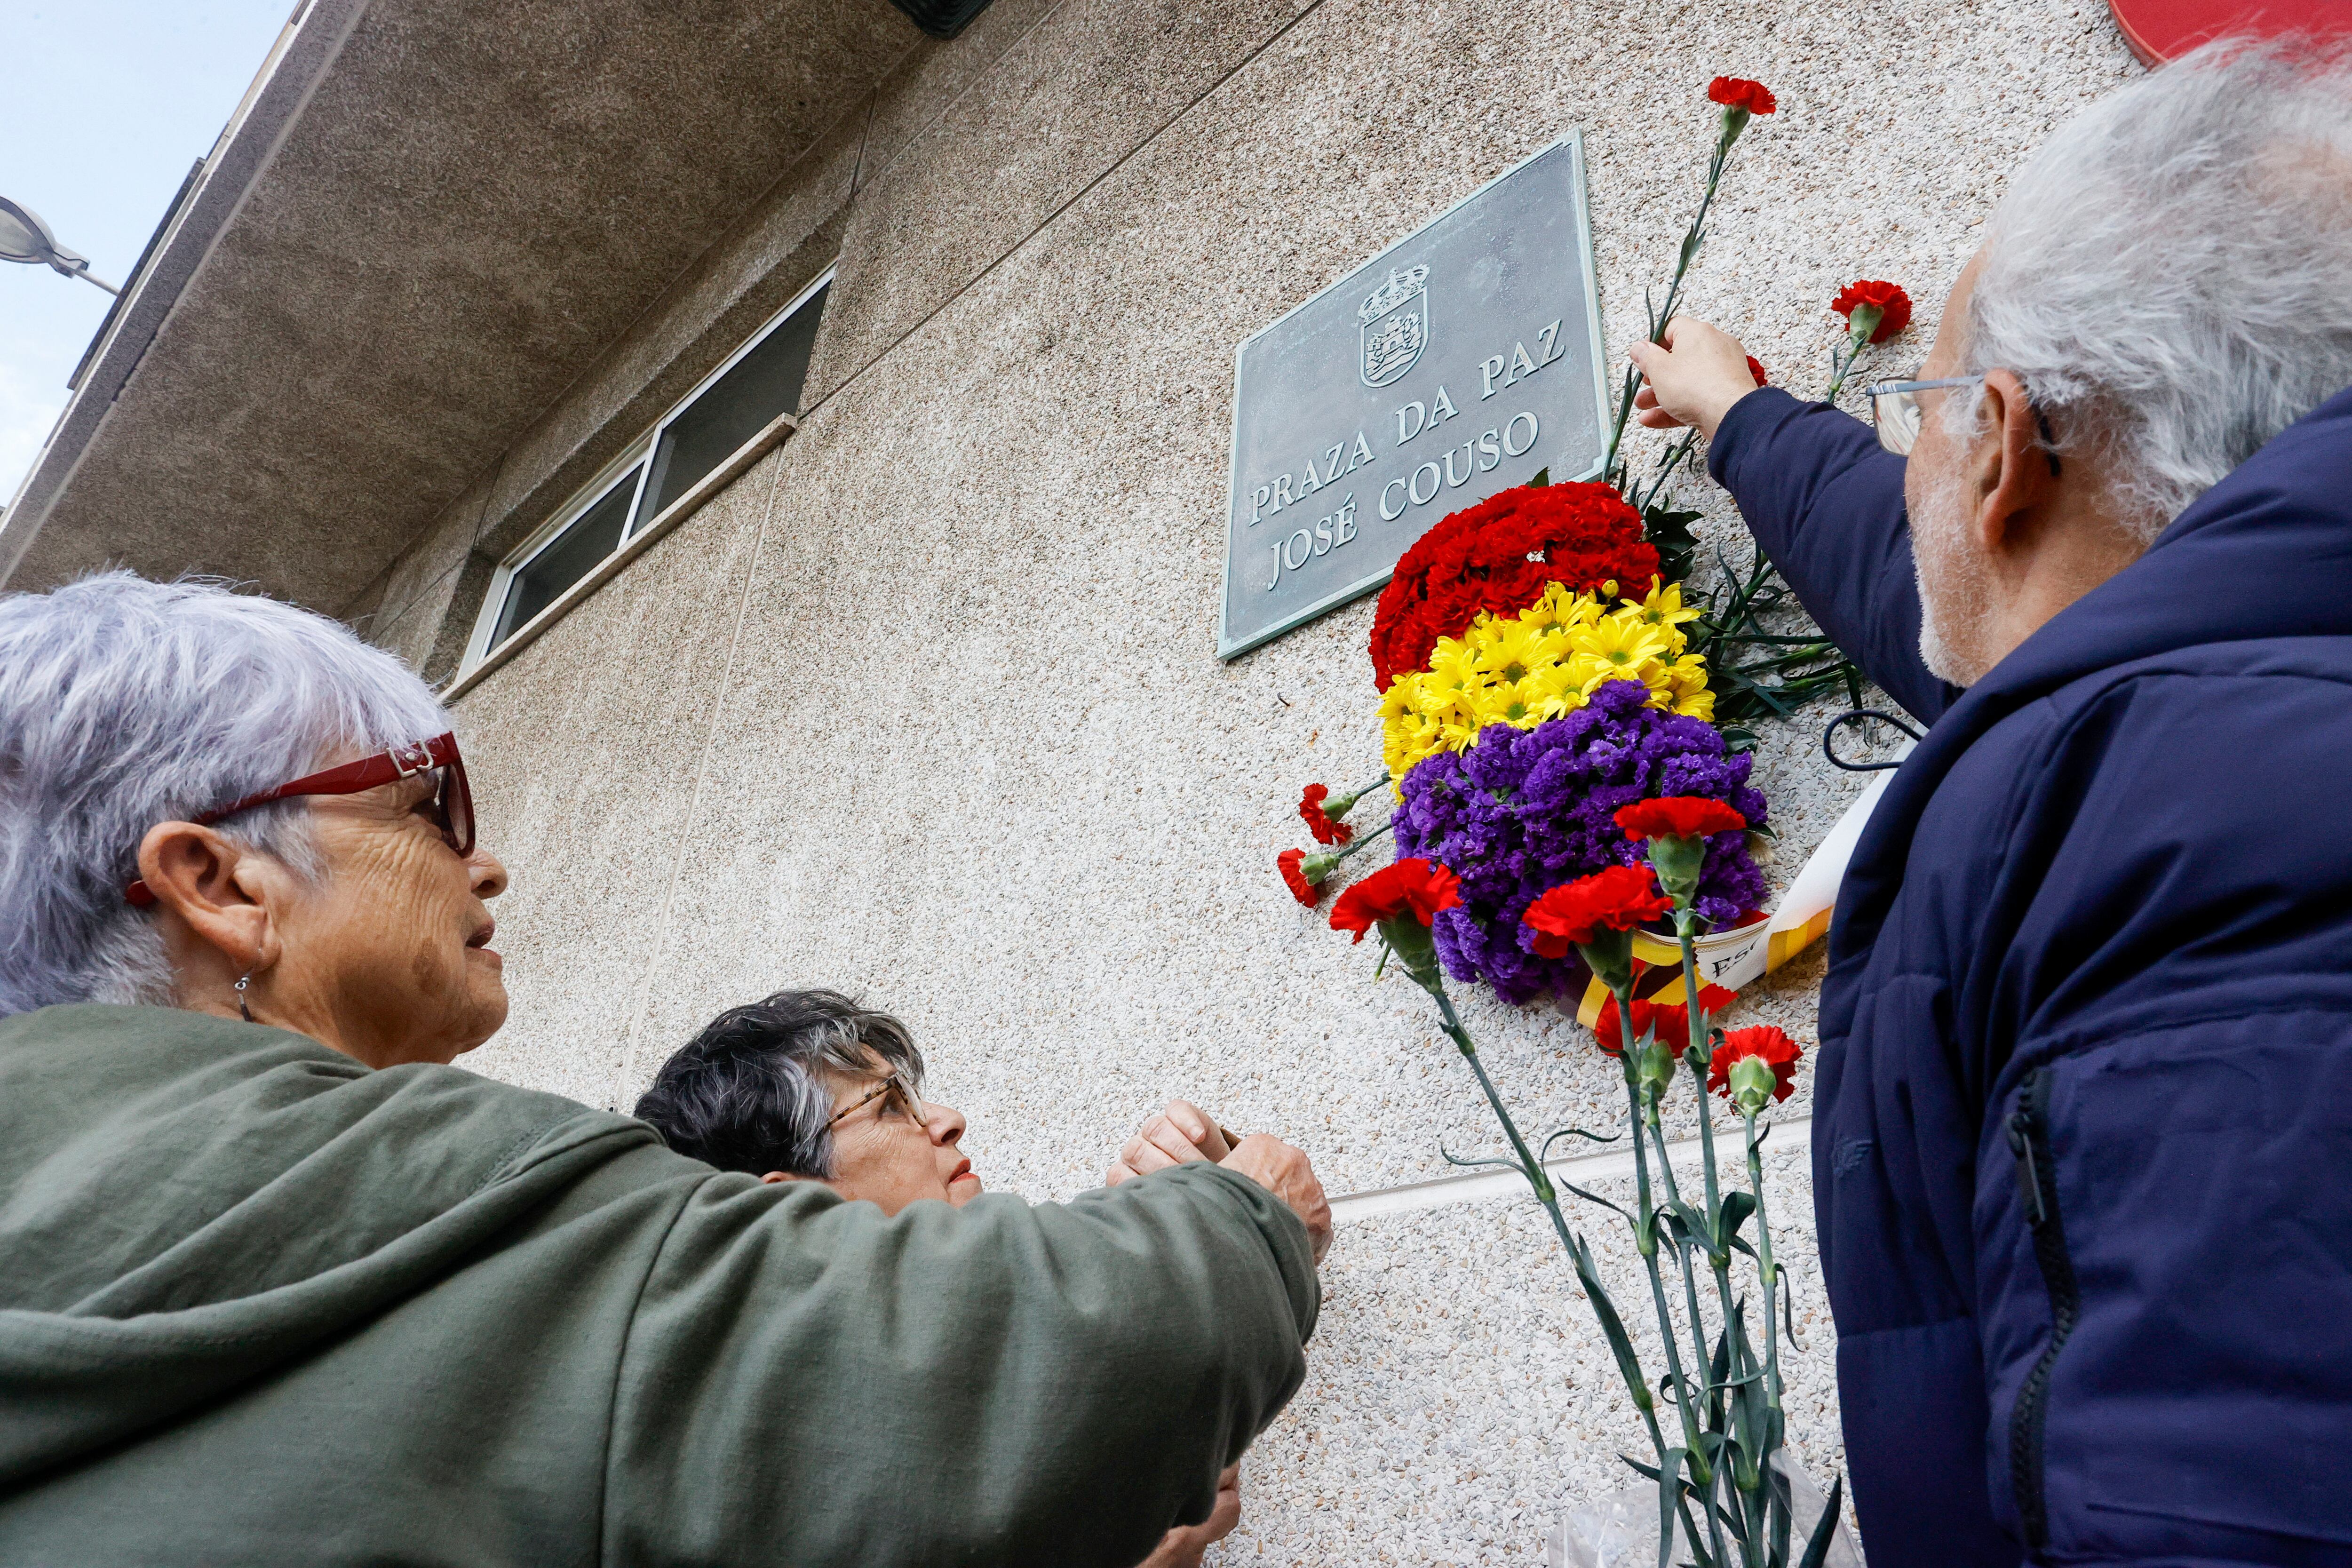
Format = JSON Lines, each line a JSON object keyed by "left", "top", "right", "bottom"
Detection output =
{"left": 601, "top": 1160, "right": 1318, "bottom": 1568}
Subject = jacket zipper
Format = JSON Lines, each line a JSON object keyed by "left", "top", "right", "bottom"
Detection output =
{"left": 2004, "top": 1066, "right": 2079, "bottom": 1553}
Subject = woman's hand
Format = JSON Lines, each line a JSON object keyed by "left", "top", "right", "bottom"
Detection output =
{"left": 1135, "top": 1465, "right": 1243, "bottom": 1568}
{"left": 1627, "top": 316, "right": 1761, "bottom": 439}
{"left": 1106, "top": 1099, "right": 1232, "bottom": 1183}
{"left": 1106, "top": 1104, "right": 1332, "bottom": 1265}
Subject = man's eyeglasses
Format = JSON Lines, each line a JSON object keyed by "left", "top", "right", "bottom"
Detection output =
{"left": 1862, "top": 372, "right": 2063, "bottom": 476}
{"left": 827, "top": 1066, "right": 928, "bottom": 1129}
{"left": 1860, "top": 374, "right": 1986, "bottom": 456}
{"left": 125, "top": 732, "right": 474, "bottom": 907}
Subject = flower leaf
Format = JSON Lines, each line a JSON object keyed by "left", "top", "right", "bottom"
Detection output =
{"left": 1796, "top": 1474, "right": 1846, "bottom": 1568}
{"left": 1721, "top": 1188, "right": 1757, "bottom": 1239}
{"left": 1569, "top": 1230, "right": 1656, "bottom": 1411}
{"left": 1656, "top": 1448, "right": 1688, "bottom": 1568}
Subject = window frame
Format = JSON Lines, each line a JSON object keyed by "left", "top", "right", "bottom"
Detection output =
{"left": 450, "top": 267, "right": 832, "bottom": 691}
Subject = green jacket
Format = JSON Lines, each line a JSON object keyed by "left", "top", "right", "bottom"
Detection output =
{"left": 0, "top": 1005, "right": 1318, "bottom": 1566}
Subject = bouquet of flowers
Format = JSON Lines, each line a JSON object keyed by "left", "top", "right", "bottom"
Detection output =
{"left": 1368, "top": 478, "right": 1770, "bottom": 1005}
{"left": 1269, "top": 74, "right": 1914, "bottom": 1567}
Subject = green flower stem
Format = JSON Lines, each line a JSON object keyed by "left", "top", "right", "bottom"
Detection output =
{"left": 1601, "top": 118, "right": 1743, "bottom": 484}
{"left": 1672, "top": 919, "right": 1793, "bottom": 1563}
{"left": 1601, "top": 364, "right": 1645, "bottom": 490}
{"left": 1674, "top": 908, "right": 1729, "bottom": 1239}
{"left": 1676, "top": 901, "right": 1780, "bottom": 1550}
{"left": 1430, "top": 987, "right": 1554, "bottom": 1207}
{"left": 1642, "top": 1076, "right": 1731, "bottom": 1494}
{"left": 1745, "top": 1108, "right": 1784, "bottom": 1413}
{"left": 1308, "top": 817, "right": 1393, "bottom": 877}
{"left": 1633, "top": 427, "right": 1702, "bottom": 517}
{"left": 1824, "top": 316, "right": 1876, "bottom": 404}
{"left": 1430, "top": 973, "right": 1691, "bottom": 1474}
{"left": 1326, "top": 774, "right": 1394, "bottom": 820}
{"left": 1606, "top": 980, "right": 1716, "bottom": 1488}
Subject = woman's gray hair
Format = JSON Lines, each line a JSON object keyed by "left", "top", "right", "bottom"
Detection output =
{"left": 0, "top": 572, "right": 451, "bottom": 1015}
{"left": 1953, "top": 35, "right": 2352, "bottom": 541}
{"left": 632, "top": 990, "right": 926, "bottom": 1179}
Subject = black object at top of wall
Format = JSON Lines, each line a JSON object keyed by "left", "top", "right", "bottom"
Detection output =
{"left": 886, "top": 0, "right": 997, "bottom": 38}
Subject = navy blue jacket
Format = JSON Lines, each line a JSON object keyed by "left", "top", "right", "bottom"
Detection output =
{"left": 1710, "top": 385, "right": 2352, "bottom": 1567}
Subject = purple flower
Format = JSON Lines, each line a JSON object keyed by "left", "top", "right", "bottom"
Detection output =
{"left": 1392, "top": 681, "right": 1769, "bottom": 1005}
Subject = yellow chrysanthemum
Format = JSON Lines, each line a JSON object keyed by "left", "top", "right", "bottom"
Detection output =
{"left": 1522, "top": 580, "right": 1602, "bottom": 637}
{"left": 1472, "top": 616, "right": 1549, "bottom": 684}
{"left": 1470, "top": 677, "right": 1547, "bottom": 729}
{"left": 1665, "top": 652, "right": 1716, "bottom": 720}
{"left": 1573, "top": 613, "right": 1679, "bottom": 680}
{"left": 1665, "top": 651, "right": 1709, "bottom": 699}
{"left": 1521, "top": 660, "right": 1592, "bottom": 723}
{"left": 1629, "top": 577, "right": 1702, "bottom": 650}
{"left": 1422, "top": 639, "right": 1485, "bottom": 702}
{"left": 1380, "top": 578, "right": 1720, "bottom": 783}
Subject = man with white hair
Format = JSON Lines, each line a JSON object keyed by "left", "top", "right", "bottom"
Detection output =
{"left": 1630, "top": 37, "right": 2352, "bottom": 1568}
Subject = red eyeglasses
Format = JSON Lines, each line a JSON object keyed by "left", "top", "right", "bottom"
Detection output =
{"left": 124, "top": 733, "right": 474, "bottom": 907}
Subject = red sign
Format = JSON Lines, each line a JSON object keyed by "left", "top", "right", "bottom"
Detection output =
{"left": 2107, "top": 0, "right": 2350, "bottom": 65}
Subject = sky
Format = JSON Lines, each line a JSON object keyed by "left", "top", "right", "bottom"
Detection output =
{"left": 0, "top": 0, "right": 297, "bottom": 503}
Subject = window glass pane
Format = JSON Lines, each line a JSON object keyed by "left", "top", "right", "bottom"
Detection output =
{"left": 490, "top": 468, "right": 638, "bottom": 649}
{"left": 641, "top": 282, "right": 827, "bottom": 521}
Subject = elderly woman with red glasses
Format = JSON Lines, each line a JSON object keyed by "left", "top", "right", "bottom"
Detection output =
{"left": 0, "top": 572, "right": 1329, "bottom": 1568}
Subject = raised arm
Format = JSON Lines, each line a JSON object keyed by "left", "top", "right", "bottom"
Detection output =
{"left": 1629, "top": 319, "right": 1960, "bottom": 725}
{"left": 604, "top": 1158, "right": 1319, "bottom": 1568}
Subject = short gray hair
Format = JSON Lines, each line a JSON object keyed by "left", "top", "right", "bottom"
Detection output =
{"left": 0, "top": 572, "right": 451, "bottom": 1014}
{"left": 1955, "top": 35, "right": 2352, "bottom": 541}
{"left": 633, "top": 989, "right": 927, "bottom": 1178}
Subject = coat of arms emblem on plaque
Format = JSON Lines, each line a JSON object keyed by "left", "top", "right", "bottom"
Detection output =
{"left": 1357, "top": 265, "right": 1430, "bottom": 388}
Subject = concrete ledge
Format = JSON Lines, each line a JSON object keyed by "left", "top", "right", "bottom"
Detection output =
{"left": 1330, "top": 1116, "right": 1813, "bottom": 1224}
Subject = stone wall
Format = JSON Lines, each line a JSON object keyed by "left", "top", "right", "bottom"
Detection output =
{"left": 397, "top": 0, "right": 2142, "bottom": 1558}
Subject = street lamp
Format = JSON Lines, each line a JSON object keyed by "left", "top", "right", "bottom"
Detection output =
{"left": 0, "top": 195, "right": 119, "bottom": 295}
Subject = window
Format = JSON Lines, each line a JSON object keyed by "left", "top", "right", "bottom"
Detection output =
{"left": 467, "top": 273, "right": 829, "bottom": 667}
{"left": 489, "top": 464, "right": 640, "bottom": 649}
{"left": 643, "top": 290, "right": 824, "bottom": 519}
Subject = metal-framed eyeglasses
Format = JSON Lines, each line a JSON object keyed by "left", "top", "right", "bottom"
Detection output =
{"left": 1860, "top": 374, "right": 1986, "bottom": 456}
{"left": 827, "top": 1066, "right": 928, "bottom": 1129}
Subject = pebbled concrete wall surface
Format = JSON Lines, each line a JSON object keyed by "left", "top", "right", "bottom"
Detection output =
{"left": 413, "top": 0, "right": 2141, "bottom": 1559}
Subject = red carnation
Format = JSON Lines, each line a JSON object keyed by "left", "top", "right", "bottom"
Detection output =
{"left": 1367, "top": 481, "right": 1658, "bottom": 690}
{"left": 1298, "top": 783, "right": 1354, "bottom": 846}
{"left": 1520, "top": 866, "right": 1674, "bottom": 958}
{"left": 1278, "top": 848, "right": 1319, "bottom": 907}
{"left": 1609, "top": 987, "right": 1736, "bottom": 1056}
{"left": 1709, "top": 1026, "right": 1804, "bottom": 1103}
{"left": 1614, "top": 796, "right": 1748, "bottom": 843}
{"left": 1708, "top": 77, "right": 1778, "bottom": 116}
{"left": 1329, "top": 858, "right": 1462, "bottom": 943}
{"left": 1592, "top": 985, "right": 1736, "bottom": 1058}
{"left": 1831, "top": 280, "right": 1913, "bottom": 344}
{"left": 1594, "top": 995, "right": 1681, "bottom": 1058}
{"left": 1746, "top": 355, "right": 1769, "bottom": 387}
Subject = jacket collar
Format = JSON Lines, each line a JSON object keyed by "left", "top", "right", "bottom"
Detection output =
{"left": 1954, "top": 380, "right": 2352, "bottom": 713}
{"left": 1829, "top": 382, "right": 2352, "bottom": 1007}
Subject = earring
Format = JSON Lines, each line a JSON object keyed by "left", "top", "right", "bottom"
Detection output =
{"left": 234, "top": 972, "right": 254, "bottom": 1024}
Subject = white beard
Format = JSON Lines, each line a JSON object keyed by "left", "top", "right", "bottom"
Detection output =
{"left": 1910, "top": 456, "right": 1996, "bottom": 687}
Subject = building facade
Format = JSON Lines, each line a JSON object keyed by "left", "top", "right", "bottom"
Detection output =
{"left": 3, "top": 0, "right": 2144, "bottom": 1558}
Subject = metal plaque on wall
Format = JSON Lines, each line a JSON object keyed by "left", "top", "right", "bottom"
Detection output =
{"left": 1218, "top": 135, "right": 1609, "bottom": 659}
